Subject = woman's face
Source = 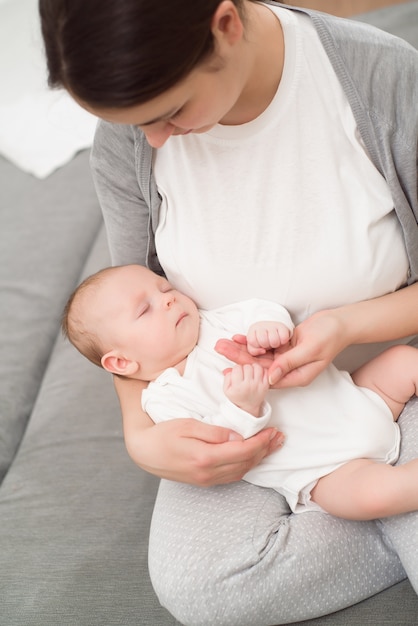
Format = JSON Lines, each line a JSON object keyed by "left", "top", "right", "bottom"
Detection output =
{"left": 85, "top": 57, "right": 250, "bottom": 148}
{"left": 77, "top": 2, "right": 283, "bottom": 147}
{"left": 78, "top": 2, "right": 283, "bottom": 147}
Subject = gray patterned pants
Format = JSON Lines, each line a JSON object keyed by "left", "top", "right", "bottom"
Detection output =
{"left": 148, "top": 397, "right": 418, "bottom": 626}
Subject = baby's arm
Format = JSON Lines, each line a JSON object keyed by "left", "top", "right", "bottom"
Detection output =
{"left": 223, "top": 363, "right": 269, "bottom": 417}
{"left": 352, "top": 344, "right": 418, "bottom": 420}
{"left": 143, "top": 369, "right": 272, "bottom": 440}
{"left": 247, "top": 320, "right": 293, "bottom": 356}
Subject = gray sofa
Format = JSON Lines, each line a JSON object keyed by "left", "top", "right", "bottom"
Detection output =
{"left": 1, "top": 3, "right": 418, "bottom": 625}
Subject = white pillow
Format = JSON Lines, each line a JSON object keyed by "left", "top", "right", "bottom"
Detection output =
{"left": 0, "top": 0, "right": 97, "bottom": 178}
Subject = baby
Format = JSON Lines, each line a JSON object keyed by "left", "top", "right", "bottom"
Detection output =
{"left": 63, "top": 264, "right": 418, "bottom": 519}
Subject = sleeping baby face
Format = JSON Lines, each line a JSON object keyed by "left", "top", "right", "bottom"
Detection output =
{"left": 93, "top": 264, "right": 200, "bottom": 380}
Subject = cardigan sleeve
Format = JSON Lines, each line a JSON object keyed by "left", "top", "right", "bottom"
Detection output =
{"left": 90, "top": 120, "right": 154, "bottom": 269}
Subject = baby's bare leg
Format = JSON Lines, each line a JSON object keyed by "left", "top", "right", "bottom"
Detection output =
{"left": 311, "top": 457, "right": 418, "bottom": 520}
{"left": 352, "top": 345, "right": 418, "bottom": 420}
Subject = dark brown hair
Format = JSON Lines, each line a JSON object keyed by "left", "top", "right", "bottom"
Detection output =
{"left": 39, "top": 0, "right": 245, "bottom": 108}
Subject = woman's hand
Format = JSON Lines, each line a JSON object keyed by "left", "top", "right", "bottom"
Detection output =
{"left": 268, "top": 285, "right": 418, "bottom": 386}
{"left": 126, "top": 418, "right": 284, "bottom": 485}
{"left": 115, "top": 375, "right": 284, "bottom": 486}
{"left": 217, "top": 284, "right": 418, "bottom": 389}
{"left": 267, "top": 308, "right": 348, "bottom": 387}
{"left": 216, "top": 308, "right": 348, "bottom": 388}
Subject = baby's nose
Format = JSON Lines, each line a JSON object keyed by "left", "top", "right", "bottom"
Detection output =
{"left": 163, "top": 292, "right": 175, "bottom": 308}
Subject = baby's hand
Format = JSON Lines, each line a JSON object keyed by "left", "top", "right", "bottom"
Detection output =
{"left": 247, "top": 321, "right": 292, "bottom": 356}
{"left": 223, "top": 363, "right": 269, "bottom": 417}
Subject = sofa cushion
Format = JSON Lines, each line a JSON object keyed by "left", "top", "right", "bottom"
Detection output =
{"left": 0, "top": 150, "right": 102, "bottom": 483}
{"left": 0, "top": 223, "right": 181, "bottom": 625}
{"left": 355, "top": 1, "right": 418, "bottom": 49}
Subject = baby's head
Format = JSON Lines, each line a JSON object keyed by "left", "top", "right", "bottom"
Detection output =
{"left": 62, "top": 264, "right": 200, "bottom": 381}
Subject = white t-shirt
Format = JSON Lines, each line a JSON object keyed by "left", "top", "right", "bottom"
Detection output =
{"left": 154, "top": 7, "right": 409, "bottom": 368}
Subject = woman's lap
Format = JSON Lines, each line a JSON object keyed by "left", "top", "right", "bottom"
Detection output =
{"left": 148, "top": 394, "right": 418, "bottom": 626}
{"left": 378, "top": 395, "right": 418, "bottom": 592}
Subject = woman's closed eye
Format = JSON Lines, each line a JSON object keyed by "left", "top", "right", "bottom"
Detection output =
{"left": 169, "top": 107, "right": 184, "bottom": 122}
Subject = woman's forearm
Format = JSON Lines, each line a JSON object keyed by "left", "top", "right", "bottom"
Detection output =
{"left": 266, "top": 282, "right": 418, "bottom": 389}
{"left": 113, "top": 373, "right": 284, "bottom": 484}
{"left": 335, "top": 282, "right": 418, "bottom": 347}
{"left": 113, "top": 375, "right": 153, "bottom": 450}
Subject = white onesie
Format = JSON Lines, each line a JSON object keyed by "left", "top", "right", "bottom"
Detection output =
{"left": 142, "top": 299, "right": 400, "bottom": 513}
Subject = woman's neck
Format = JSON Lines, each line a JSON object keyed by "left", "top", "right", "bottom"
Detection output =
{"left": 221, "top": 2, "right": 285, "bottom": 125}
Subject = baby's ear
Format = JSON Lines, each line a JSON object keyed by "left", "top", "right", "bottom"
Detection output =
{"left": 101, "top": 351, "right": 139, "bottom": 377}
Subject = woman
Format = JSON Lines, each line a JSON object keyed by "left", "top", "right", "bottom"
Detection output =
{"left": 39, "top": 0, "right": 418, "bottom": 624}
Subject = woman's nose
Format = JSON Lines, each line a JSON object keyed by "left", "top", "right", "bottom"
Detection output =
{"left": 143, "top": 122, "right": 175, "bottom": 148}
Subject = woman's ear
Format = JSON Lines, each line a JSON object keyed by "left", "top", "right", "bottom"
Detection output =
{"left": 211, "top": 0, "right": 243, "bottom": 47}
{"left": 101, "top": 351, "right": 140, "bottom": 377}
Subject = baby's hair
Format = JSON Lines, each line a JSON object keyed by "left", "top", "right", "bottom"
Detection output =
{"left": 62, "top": 267, "right": 117, "bottom": 368}
{"left": 39, "top": 0, "right": 247, "bottom": 108}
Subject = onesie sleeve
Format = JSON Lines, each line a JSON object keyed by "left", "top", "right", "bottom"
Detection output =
{"left": 142, "top": 372, "right": 272, "bottom": 439}
{"left": 205, "top": 299, "right": 295, "bottom": 336}
{"left": 215, "top": 399, "right": 272, "bottom": 439}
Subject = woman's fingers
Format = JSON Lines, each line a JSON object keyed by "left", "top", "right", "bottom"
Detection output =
{"left": 215, "top": 337, "right": 274, "bottom": 368}
{"left": 193, "top": 427, "right": 285, "bottom": 485}
{"left": 269, "top": 361, "right": 323, "bottom": 388}
{"left": 267, "top": 311, "right": 348, "bottom": 387}
{"left": 131, "top": 418, "right": 284, "bottom": 486}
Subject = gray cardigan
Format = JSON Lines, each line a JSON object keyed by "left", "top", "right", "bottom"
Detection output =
{"left": 91, "top": 2, "right": 418, "bottom": 282}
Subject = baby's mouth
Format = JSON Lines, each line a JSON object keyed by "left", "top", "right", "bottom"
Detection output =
{"left": 176, "top": 313, "right": 187, "bottom": 326}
